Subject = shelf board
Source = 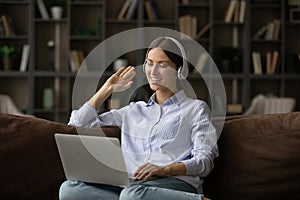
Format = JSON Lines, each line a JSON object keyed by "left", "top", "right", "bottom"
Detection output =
{"left": 178, "top": 3, "right": 210, "bottom": 8}
{"left": 0, "top": 35, "right": 29, "bottom": 40}
{"left": 71, "top": 1, "right": 104, "bottom": 6}
{"left": 251, "top": 39, "right": 282, "bottom": 43}
{"left": 105, "top": 19, "right": 138, "bottom": 24}
{"left": 213, "top": 21, "right": 244, "bottom": 26}
{"left": 144, "top": 20, "right": 176, "bottom": 25}
{"left": 32, "top": 70, "right": 112, "bottom": 79}
{"left": 250, "top": 3, "right": 281, "bottom": 9}
{"left": 0, "top": 1, "right": 29, "bottom": 5}
{"left": 222, "top": 73, "right": 244, "bottom": 79}
{"left": 249, "top": 74, "right": 283, "bottom": 80}
{"left": 35, "top": 18, "right": 68, "bottom": 24}
{"left": 188, "top": 73, "right": 244, "bottom": 80}
{"left": 33, "top": 71, "right": 75, "bottom": 77}
{"left": 285, "top": 22, "right": 300, "bottom": 27}
{"left": 0, "top": 71, "right": 29, "bottom": 77}
{"left": 284, "top": 74, "right": 300, "bottom": 79}
{"left": 70, "top": 35, "right": 103, "bottom": 40}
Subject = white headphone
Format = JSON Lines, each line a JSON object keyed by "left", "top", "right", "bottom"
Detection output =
{"left": 143, "top": 37, "right": 189, "bottom": 80}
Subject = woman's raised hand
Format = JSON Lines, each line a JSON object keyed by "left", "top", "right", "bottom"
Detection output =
{"left": 105, "top": 66, "right": 136, "bottom": 93}
{"left": 88, "top": 66, "right": 136, "bottom": 109}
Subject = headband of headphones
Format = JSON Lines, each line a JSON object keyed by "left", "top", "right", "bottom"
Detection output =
{"left": 143, "top": 37, "right": 189, "bottom": 80}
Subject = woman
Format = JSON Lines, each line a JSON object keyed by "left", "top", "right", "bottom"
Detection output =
{"left": 60, "top": 37, "right": 218, "bottom": 200}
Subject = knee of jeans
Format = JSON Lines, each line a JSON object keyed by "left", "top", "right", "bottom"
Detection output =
{"left": 59, "top": 180, "right": 82, "bottom": 200}
{"left": 119, "top": 185, "right": 147, "bottom": 200}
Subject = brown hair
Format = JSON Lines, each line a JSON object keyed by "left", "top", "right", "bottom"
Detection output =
{"left": 146, "top": 37, "right": 184, "bottom": 70}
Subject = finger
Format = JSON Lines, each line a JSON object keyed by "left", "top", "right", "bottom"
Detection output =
{"left": 134, "top": 163, "right": 149, "bottom": 177}
{"left": 138, "top": 166, "right": 158, "bottom": 180}
{"left": 136, "top": 171, "right": 150, "bottom": 180}
{"left": 115, "top": 66, "right": 126, "bottom": 76}
{"left": 119, "top": 66, "right": 135, "bottom": 77}
{"left": 135, "top": 165, "right": 157, "bottom": 180}
{"left": 123, "top": 70, "right": 136, "bottom": 81}
{"left": 134, "top": 163, "right": 152, "bottom": 179}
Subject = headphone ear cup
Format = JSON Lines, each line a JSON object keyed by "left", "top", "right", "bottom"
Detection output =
{"left": 177, "top": 65, "right": 188, "bottom": 79}
{"left": 177, "top": 66, "right": 182, "bottom": 79}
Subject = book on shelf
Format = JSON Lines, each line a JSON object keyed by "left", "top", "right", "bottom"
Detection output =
{"left": 232, "top": 26, "right": 239, "bottom": 47}
{"left": 196, "top": 23, "right": 211, "bottom": 39}
{"left": 144, "top": 0, "right": 155, "bottom": 21}
{"left": 181, "top": 0, "right": 190, "bottom": 4}
{"left": 265, "top": 21, "right": 275, "bottom": 40}
{"left": 1, "top": 15, "right": 16, "bottom": 37}
{"left": 239, "top": 0, "right": 246, "bottom": 23}
{"left": 253, "top": 19, "right": 281, "bottom": 40}
{"left": 118, "top": 0, "right": 131, "bottom": 20}
{"left": 270, "top": 50, "right": 279, "bottom": 74}
{"left": 179, "top": 15, "right": 197, "bottom": 39}
{"left": 69, "top": 50, "right": 86, "bottom": 72}
{"left": 19, "top": 44, "right": 30, "bottom": 72}
{"left": 227, "top": 104, "right": 243, "bottom": 114}
{"left": 224, "top": 0, "right": 245, "bottom": 23}
{"left": 0, "top": 17, "right": 4, "bottom": 36}
{"left": 125, "top": 0, "right": 138, "bottom": 20}
{"left": 253, "top": 25, "right": 267, "bottom": 39}
{"left": 252, "top": 50, "right": 279, "bottom": 75}
{"left": 256, "top": 51, "right": 262, "bottom": 74}
{"left": 36, "top": 0, "right": 50, "bottom": 20}
{"left": 224, "top": 0, "right": 237, "bottom": 23}
{"left": 233, "top": 0, "right": 240, "bottom": 23}
{"left": 273, "top": 19, "right": 281, "bottom": 40}
{"left": 266, "top": 51, "right": 272, "bottom": 74}
{"left": 144, "top": 0, "right": 160, "bottom": 21}
{"left": 252, "top": 51, "right": 262, "bottom": 74}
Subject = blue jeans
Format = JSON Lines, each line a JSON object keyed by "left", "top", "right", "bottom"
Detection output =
{"left": 59, "top": 177, "right": 203, "bottom": 200}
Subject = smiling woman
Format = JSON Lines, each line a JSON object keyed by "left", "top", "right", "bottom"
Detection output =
{"left": 60, "top": 37, "right": 217, "bottom": 200}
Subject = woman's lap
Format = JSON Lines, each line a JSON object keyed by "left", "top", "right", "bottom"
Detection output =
{"left": 59, "top": 177, "right": 202, "bottom": 200}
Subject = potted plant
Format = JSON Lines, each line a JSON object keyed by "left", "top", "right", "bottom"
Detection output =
{"left": 0, "top": 45, "right": 18, "bottom": 71}
{"left": 50, "top": 0, "right": 66, "bottom": 20}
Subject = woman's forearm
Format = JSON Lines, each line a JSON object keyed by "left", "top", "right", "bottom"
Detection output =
{"left": 88, "top": 84, "right": 113, "bottom": 109}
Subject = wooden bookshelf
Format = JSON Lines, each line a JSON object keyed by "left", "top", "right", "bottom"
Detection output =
{"left": 0, "top": 0, "right": 300, "bottom": 123}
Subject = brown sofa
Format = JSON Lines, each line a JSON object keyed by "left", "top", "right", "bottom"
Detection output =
{"left": 0, "top": 112, "right": 299, "bottom": 200}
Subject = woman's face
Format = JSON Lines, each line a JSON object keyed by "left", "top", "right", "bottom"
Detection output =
{"left": 145, "top": 48, "right": 178, "bottom": 92}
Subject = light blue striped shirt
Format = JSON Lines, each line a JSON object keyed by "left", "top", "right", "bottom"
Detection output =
{"left": 68, "top": 90, "right": 218, "bottom": 193}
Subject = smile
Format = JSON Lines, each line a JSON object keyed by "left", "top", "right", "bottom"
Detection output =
{"left": 149, "top": 77, "right": 161, "bottom": 82}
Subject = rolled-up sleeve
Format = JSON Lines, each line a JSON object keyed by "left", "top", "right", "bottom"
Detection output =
{"left": 68, "top": 102, "right": 124, "bottom": 128}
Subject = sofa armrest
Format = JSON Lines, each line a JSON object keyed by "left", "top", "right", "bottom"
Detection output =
{"left": 0, "top": 113, "right": 120, "bottom": 200}
{"left": 203, "top": 112, "right": 300, "bottom": 200}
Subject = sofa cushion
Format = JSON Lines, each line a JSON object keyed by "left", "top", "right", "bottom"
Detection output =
{"left": 203, "top": 112, "right": 300, "bottom": 200}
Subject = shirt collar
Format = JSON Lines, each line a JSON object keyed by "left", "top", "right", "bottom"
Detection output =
{"left": 146, "top": 90, "right": 187, "bottom": 107}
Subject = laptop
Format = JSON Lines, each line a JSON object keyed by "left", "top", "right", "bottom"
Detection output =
{"left": 54, "top": 133, "right": 131, "bottom": 186}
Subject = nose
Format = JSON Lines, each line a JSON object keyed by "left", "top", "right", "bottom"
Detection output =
{"left": 150, "top": 63, "right": 160, "bottom": 75}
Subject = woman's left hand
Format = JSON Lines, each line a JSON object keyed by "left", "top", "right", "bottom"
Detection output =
{"left": 134, "top": 162, "right": 168, "bottom": 180}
